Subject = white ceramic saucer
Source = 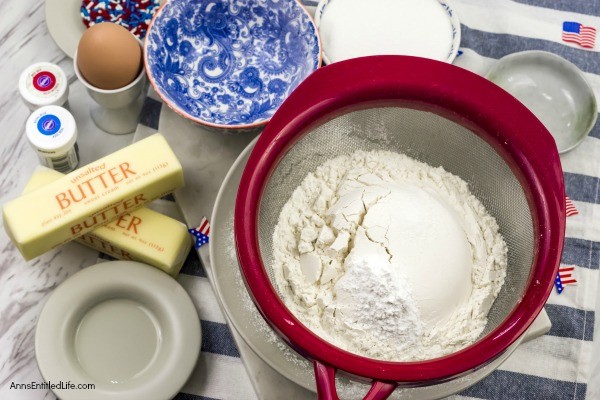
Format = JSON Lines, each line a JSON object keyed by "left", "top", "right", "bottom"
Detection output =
{"left": 35, "top": 261, "right": 201, "bottom": 400}
{"left": 45, "top": 0, "right": 85, "bottom": 58}
{"left": 486, "top": 51, "right": 597, "bottom": 153}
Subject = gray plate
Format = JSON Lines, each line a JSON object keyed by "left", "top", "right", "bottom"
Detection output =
{"left": 209, "top": 140, "right": 530, "bottom": 400}
{"left": 45, "top": 0, "right": 84, "bottom": 58}
{"left": 486, "top": 50, "right": 597, "bottom": 153}
{"left": 35, "top": 261, "right": 201, "bottom": 400}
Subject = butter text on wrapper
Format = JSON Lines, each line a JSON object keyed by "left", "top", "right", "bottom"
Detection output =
{"left": 56, "top": 163, "right": 136, "bottom": 209}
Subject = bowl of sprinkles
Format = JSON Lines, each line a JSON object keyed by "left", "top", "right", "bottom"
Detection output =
{"left": 80, "top": 0, "right": 161, "bottom": 39}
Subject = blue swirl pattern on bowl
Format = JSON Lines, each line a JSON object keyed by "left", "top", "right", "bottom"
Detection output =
{"left": 146, "top": 0, "right": 321, "bottom": 127}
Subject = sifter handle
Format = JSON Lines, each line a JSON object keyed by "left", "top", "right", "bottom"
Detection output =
{"left": 314, "top": 361, "right": 398, "bottom": 400}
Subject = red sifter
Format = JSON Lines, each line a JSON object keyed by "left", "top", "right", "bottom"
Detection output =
{"left": 234, "top": 56, "right": 565, "bottom": 399}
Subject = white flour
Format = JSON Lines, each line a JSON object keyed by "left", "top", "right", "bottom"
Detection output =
{"left": 272, "top": 150, "right": 507, "bottom": 361}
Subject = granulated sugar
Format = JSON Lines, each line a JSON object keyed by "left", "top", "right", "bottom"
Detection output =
{"left": 272, "top": 150, "right": 508, "bottom": 361}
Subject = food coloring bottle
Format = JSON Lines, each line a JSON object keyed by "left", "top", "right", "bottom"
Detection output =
{"left": 19, "top": 62, "right": 69, "bottom": 110}
{"left": 26, "top": 105, "right": 79, "bottom": 173}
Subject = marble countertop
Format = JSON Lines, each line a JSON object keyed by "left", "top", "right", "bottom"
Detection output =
{"left": 1, "top": 1, "right": 599, "bottom": 400}
{"left": 0, "top": 3, "right": 291, "bottom": 399}
{"left": 0, "top": 2, "right": 135, "bottom": 399}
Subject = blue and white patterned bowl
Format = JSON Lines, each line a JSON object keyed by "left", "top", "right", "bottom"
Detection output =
{"left": 145, "top": 0, "right": 322, "bottom": 130}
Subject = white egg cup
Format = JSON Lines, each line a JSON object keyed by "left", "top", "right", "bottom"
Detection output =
{"left": 74, "top": 50, "right": 146, "bottom": 135}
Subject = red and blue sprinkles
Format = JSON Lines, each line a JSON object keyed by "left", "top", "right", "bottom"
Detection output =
{"left": 80, "top": 0, "right": 160, "bottom": 39}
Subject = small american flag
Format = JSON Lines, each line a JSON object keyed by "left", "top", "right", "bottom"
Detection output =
{"left": 555, "top": 266, "right": 577, "bottom": 294}
{"left": 565, "top": 196, "right": 579, "bottom": 217}
{"left": 189, "top": 216, "right": 210, "bottom": 249}
{"left": 562, "top": 21, "right": 596, "bottom": 49}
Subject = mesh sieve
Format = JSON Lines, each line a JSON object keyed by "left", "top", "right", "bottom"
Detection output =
{"left": 258, "top": 107, "right": 534, "bottom": 338}
{"left": 234, "top": 56, "right": 565, "bottom": 397}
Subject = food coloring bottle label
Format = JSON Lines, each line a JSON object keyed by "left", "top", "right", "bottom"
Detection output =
{"left": 40, "top": 148, "right": 79, "bottom": 173}
{"left": 21, "top": 63, "right": 67, "bottom": 102}
{"left": 37, "top": 114, "right": 62, "bottom": 135}
{"left": 32, "top": 71, "right": 57, "bottom": 92}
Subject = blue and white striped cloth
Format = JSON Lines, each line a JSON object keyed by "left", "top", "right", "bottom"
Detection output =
{"left": 130, "top": 1, "right": 599, "bottom": 398}
{"left": 447, "top": 1, "right": 600, "bottom": 399}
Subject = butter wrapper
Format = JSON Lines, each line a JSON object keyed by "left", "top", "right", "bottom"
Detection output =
{"left": 3, "top": 133, "right": 184, "bottom": 260}
{"left": 23, "top": 166, "right": 191, "bottom": 276}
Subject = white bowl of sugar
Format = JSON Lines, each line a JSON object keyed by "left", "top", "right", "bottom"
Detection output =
{"left": 315, "top": 0, "right": 461, "bottom": 65}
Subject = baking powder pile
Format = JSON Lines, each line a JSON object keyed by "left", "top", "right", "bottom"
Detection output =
{"left": 272, "top": 150, "right": 508, "bottom": 361}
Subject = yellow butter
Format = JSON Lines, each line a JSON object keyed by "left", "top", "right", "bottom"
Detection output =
{"left": 3, "top": 133, "right": 184, "bottom": 260}
{"left": 23, "top": 166, "right": 192, "bottom": 276}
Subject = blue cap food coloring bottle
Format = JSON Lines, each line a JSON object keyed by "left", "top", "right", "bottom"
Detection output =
{"left": 26, "top": 105, "right": 79, "bottom": 173}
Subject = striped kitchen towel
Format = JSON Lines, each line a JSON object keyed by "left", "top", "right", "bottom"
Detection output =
{"left": 126, "top": 1, "right": 599, "bottom": 399}
{"left": 442, "top": 0, "right": 599, "bottom": 399}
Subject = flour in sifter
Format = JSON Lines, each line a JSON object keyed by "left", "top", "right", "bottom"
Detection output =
{"left": 272, "top": 150, "right": 508, "bottom": 361}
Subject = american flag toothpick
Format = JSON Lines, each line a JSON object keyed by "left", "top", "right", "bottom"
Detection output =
{"left": 189, "top": 217, "right": 210, "bottom": 249}
{"left": 565, "top": 196, "right": 579, "bottom": 217}
{"left": 562, "top": 21, "right": 596, "bottom": 49}
{"left": 555, "top": 266, "right": 577, "bottom": 294}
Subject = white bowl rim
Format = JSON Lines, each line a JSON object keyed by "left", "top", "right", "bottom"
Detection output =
{"left": 314, "top": 0, "right": 461, "bottom": 65}
{"left": 486, "top": 49, "right": 598, "bottom": 153}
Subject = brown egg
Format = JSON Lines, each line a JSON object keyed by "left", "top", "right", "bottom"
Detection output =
{"left": 76, "top": 23, "right": 142, "bottom": 90}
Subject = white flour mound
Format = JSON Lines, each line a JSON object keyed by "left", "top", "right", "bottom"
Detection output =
{"left": 272, "top": 150, "right": 508, "bottom": 361}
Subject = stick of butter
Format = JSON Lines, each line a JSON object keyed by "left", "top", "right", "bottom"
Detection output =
{"left": 23, "top": 166, "right": 191, "bottom": 276}
{"left": 3, "top": 133, "right": 184, "bottom": 260}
